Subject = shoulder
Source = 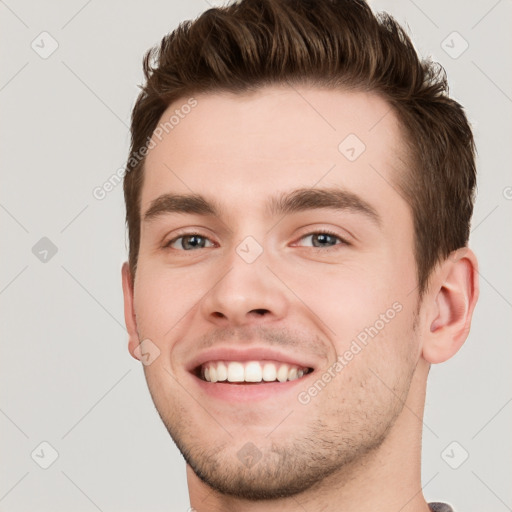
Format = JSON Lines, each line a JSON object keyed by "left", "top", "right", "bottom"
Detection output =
{"left": 429, "top": 503, "right": 455, "bottom": 512}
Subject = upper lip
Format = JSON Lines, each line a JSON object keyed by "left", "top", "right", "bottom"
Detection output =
{"left": 186, "top": 346, "right": 317, "bottom": 374}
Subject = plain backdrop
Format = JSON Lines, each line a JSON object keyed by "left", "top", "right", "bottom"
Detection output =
{"left": 1, "top": 1, "right": 511, "bottom": 511}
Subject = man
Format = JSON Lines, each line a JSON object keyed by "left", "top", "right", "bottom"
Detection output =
{"left": 121, "top": 1, "right": 479, "bottom": 510}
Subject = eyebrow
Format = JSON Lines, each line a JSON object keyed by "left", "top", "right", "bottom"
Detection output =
{"left": 142, "top": 187, "right": 381, "bottom": 227}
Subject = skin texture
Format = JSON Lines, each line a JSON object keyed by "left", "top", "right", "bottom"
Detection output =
{"left": 122, "top": 86, "right": 479, "bottom": 512}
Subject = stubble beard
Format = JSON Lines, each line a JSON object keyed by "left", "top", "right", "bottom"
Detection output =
{"left": 151, "top": 365, "right": 416, "bottom": 501}
{"left": 145, "top": 310, "right": 420, "bottom": 500}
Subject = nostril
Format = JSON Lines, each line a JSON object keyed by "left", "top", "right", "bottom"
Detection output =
{"left": 250, "top": 309, "right": 269, "bottom": 316}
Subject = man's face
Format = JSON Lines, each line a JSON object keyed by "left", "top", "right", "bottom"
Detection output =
{"left": 124, "top": 86, "right": 423, "bottom": 498}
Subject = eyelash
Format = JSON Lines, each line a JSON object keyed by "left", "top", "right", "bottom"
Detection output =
{"left": 163, "top": 229, "right": 349, "bottom": 251}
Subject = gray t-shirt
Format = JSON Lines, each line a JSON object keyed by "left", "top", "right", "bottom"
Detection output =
{"left": 429, "top": 503, "right": 454, "bottom": 512}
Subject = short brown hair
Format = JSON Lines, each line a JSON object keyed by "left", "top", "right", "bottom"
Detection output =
{"left": 124, "top": 0, "right": 476, "bottom": 295}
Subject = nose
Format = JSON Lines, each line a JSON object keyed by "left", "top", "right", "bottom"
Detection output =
{"left": 199, "top": 246, "right": 289, "bottom": 327}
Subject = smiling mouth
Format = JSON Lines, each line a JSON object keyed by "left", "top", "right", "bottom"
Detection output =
{"left": 194, "top": 360, "right": 313, "bottom": 384}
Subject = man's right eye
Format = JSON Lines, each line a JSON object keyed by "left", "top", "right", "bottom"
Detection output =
{"left": 164, "top": 233, "right": 215, "bottom": 251}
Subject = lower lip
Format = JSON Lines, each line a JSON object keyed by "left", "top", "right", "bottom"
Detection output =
{"left": 191, "top": 373, "right": 314, "bottom": 403}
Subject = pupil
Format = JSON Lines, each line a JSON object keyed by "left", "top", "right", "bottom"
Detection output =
{"left": 314, "top": 234, "right": 335, "bottom": 247}
{"left": 184, "top": 235, "right": 204, "bottom": 249}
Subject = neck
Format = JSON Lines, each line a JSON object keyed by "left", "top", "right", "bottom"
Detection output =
{"left": 188, "top": 360, "right": 432, "bottom": 512}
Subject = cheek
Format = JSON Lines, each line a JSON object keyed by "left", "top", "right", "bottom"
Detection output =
{"left": 133, "top": 265, "right": 201, "bottom": 340}
{"left": 328, "top": 306, "right": 417, "bottom": 409}
{"left": 292, "top": 262, "right": 417, "bottom": 365}
{"left": 293, "top": 265, "right": 398, "bottom": 336}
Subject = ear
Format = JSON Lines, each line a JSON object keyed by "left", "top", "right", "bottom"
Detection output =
{"left": 121, "top": 262, "right": 141, "bottom": 361}
{"left": 421, "top": 247, "right": 479, "bottom": 364}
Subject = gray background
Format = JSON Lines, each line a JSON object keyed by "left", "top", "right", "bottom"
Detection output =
{"left": 0, "top": 0, "right": 510, "bottom": 511}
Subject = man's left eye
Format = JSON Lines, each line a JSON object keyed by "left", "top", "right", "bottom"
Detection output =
{"left": 296, "top": 232, "right": 348, "bottom": 249}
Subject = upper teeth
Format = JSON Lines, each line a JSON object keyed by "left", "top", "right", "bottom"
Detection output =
{"left": 202, "top": 361, "right": 310, "bottom": 383}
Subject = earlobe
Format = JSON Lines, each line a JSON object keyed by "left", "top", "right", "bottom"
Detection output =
{"left": 121, "top": 262, "right": 141, "bottom": 361}
{"left": 422, "top": 248, "right": 479, "bottom": 364}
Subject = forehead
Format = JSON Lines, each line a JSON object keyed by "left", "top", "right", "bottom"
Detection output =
{"left": 141, "top": 85, "right": 409, "bottom": 223}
